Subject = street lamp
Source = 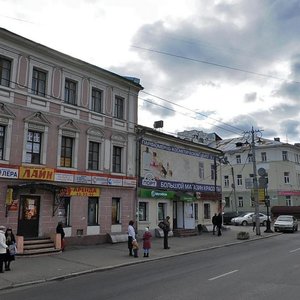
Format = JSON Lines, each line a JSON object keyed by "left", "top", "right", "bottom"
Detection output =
{"left": 244, "top": 127, "right": 262, "bottom": 236}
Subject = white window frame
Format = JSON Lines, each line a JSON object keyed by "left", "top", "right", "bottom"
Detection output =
{"left": 237, "top": 174, "right": 243, "bottom": 186}
{"left": 284, "top": 172, "right": 290, "bottom": 184}
{"left": 224, "top": 175, "right": 229, "bottom": 187}
{"left": 236, "top": 155, "right": 241, "bottom": 164}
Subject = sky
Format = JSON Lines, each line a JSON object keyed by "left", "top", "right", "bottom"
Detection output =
{"left": 1, "top": 0, "right": 300, "bottom": 144}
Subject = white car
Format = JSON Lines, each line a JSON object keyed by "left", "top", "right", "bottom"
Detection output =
{"left": 231, "top": 212, "right": 269, "bottom": 226}
{"left": 274, "top": 215, "right": 298, "bottom": 233}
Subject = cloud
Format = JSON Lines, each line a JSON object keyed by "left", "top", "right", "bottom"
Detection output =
{"left": 244, "top": 92, "right": 257, "bottom": 103}
{"left": 140, "top": 98, "right": 176, "bottom": 118}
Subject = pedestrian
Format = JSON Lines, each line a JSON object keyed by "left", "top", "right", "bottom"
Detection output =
{"left": 216, "top": 213, "right": 222, "bottom": 236}
{"left": 252, "top": 214, "right": 256, "bottom": 232}
{"left": 56, "top": 222, "right": 65, "bottom": 251}
{"left": 142, "top": 227, "right": 152, "bottom": 257}
{"left": 4, "top": 228, "right": 16, "bottom": 271}
{"left": 132, "top": 239, "right": 139, "bottom": 258}
{"left": 127, "top": 220, "right": 136, "bottom": 256}
{"left": 162, "top": 216, "right": 171, "bottom": 249}
{"left": 0, "top": 225, "right": 8, "bottom": 273}
{"left": 212, "top": 213, "right": 217, "bottom": 235}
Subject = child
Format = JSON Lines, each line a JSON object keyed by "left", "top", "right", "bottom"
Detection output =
{"left": 142, "top": 227, "right": 152, "bottom": 257}
{"left": 132, "top": 239, "right": 139, "bottom": 258}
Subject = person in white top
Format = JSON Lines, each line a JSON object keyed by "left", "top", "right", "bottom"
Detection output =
{"left": 0, "top": 225, "right": 8, "bottom": 273}
{"left": 127, "top": 220, "right": 136, "bottom": 256}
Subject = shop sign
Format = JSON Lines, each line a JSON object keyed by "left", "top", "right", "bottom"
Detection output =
{"left": 0, "top": 167, "right": 18, "bottom": 179}
{"left": 55, "top": 172, "right": 74, "bottom": 183}
{"left": 108, "top": 178, "right": 123, "bottom": 186}
{"left": 92, "top": 176, "right": 108, "bottom": 185}
{"left": 139, "top": 189, "right": 176, "bottom": 199}
{"left": 19, "top": 166, "right": 54, "bottom": 181}
{"left": 74, "top": 174, "right": 92, "bottom": 184}
{"left": 65, "top": 187, "right": 100, "bottom": 196}
{"left": 123, "top": 179, "right": 136, "bottom": 187}
{"left": 278, "top": 190, "right": 300, "bottom": 196}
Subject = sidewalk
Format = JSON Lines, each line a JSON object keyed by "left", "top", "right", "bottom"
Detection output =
{"left": 0, "top": 226, "right": 279, "bottom": 291}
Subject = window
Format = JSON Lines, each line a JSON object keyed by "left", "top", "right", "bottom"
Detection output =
{"left": 112, "top": 146, "right": 122, "bottom": 173}
{"left": 237, "top": 174, "right": 243, "bottom": 186}
{"left": 211, "top": 164, "right": 216, "bottom": 180}
{"left": 199, "top": 162, "right": 204, "bottom": 179}
{"left": 225, "top": 197, "right": 230, "bottom": 207}
{"left": 286, "top": 196, "right": 291, "bottom": 206}
{"left": 88, "top": 141, "right": 100, "bottom": 170}
{"left": 194, "top": 203, "right": 198, "bottom": 220}
{"left": 60, "top": 136, "right": 73, "bottom": 167}
{"left": 284, "top": 172, "right": 290, "bottom": 184}
{"left": 236, "top": 155, "right": 241, "bottom": 164}
{"left": 59, "top": 197, "right": 70, "bottom": 227}
{"left": 238, "top": 197, "right": 243, "bottom": 207}
{"left": 295, "top": 153, "right": 299, "bottom": 164}
{"left": 204, "top": 203, "right": 210, "bottom": 219}
{"left": 114, "top": 96, "right": 124, "bottom": 119}
{"left": 91, "top": 88, "right": 102, "bottom": 113}
{"left": 158, "top": 203, "right": 166, "bottom": 221}
{"left": 139, "top": 202, "right": 148, "bottom": 221}
{"left": 88, "top": 197, "right": 99, "bottom": 226}
{"left": 25, "top": 130, "right": 42, "bottom": 164}
{"left": 224, "top": 175, "right": 229, "bottom": 187}
{"left": 112, "top": 198, "right": 121, "bottom": 224}
{"left": 64, "top": 79, "right": 77, "bottom": 105}
{"left": 0, "top": 125, "right": 5, "bottom": 160}
{"left": 282, "top": 151, "right": 288, "bottom": 161}
{"left": 0, "top": 57, "right": 11, "bottom": 87}
{"left": 248, "top": 153, "right": 253, "bottom": 162}
{"left": 261, "top": 152, "right": 267, "bottom": 162}
{"left": 32, "top": 68, "right": 46, "bottom": 97}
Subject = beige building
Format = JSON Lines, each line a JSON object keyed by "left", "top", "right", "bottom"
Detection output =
{"left": 0, "top": 28, "right": 143, "bottom": 245}
{"left": 136, "top": 125, "right": 223, "bottom": 235}
{"left": 212, "top": 137, "right": 300, "bottom": 214}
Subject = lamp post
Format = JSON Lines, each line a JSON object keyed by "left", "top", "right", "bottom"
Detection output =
{"left": 244, "top": 127, "right": 262, "bottom": 236}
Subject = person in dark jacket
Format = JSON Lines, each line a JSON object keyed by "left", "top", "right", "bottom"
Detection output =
{"left": 56, "top": 222, "right": 65, "bottom": 251}
{"left": 4, "top": 228, "right": 16, "bottom": 271}
{"left": 216, "top": 213, "right": 223, "bottom": 236}
{"left": 142, "top": 227, "right": 152, "bottom": 257}
{"left": 162, "top": 216, "right": 171, "bottom": 249}
{"left": 212, "top": 213, "right": 217, "bottom": 235}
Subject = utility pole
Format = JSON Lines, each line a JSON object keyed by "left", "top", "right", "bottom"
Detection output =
{"left": 244, "top": 127, "right": 262, "bottom": 236}
{"left": 230, "top": 166, "right": 238, "bottom": 214}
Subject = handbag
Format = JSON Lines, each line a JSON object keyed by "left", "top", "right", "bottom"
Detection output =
{"left": 8, "top": 243, "right": 17, "bottom": 255}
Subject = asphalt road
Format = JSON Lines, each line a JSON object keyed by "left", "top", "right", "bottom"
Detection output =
{"left": 1, "top": 232, "right": 300, "bottom": 300}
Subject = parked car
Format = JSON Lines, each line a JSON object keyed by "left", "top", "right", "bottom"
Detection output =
{"left": 223, "top": 211, "right": 244, "bottom": 225}
{"left": 231, "top": 212, "right": 269, "bottom": 226}
{"left": 274, "top": 215, "right": 298, "bottom": 233}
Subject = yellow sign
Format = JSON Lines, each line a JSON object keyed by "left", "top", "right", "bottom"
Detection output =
{"left": 64, "top": 187, "right": 100, "bottom": 197}
{"left": 5, "top": 188, "right": 13, "bottom": 205}
{"left": 258, "top": 188, "right": 265, "bottom": 204}
{"left": 20, "top": 166, "right": 54, "bottom": 181}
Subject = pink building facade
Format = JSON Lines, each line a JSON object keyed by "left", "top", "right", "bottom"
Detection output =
{"left": 0, "top": 28, "right": 143, "bottom": 245}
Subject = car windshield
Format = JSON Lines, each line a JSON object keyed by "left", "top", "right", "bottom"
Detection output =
{"left": 239, "top": 213, "right": 250, "bottom": 217}
{"left": 277, "top": 216, "right": 292, "bottom": 221}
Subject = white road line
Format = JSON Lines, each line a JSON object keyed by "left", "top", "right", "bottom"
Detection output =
{"left": 208, "top": 270, "right": 239, "bottom": 281}
{"left": 290, "top": 248, "right": 300, "bottom": 253}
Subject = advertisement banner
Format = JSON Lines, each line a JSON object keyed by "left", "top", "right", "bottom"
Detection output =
{"left": 64, "top": 187, "right": 100, "bottom": 196}
{"left": 19, "top": 166, "right": 54, "bottom": 181}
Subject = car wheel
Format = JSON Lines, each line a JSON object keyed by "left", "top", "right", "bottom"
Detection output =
{"left": 241, "top": 221, "right": 247, "bottom": 226}
{"left": 262, "top": 220, "right": 267, "bottom": 226}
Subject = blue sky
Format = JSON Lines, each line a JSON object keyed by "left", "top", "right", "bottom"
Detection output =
{"left": 1, "top": 0, "right": 300, "bottom": 143}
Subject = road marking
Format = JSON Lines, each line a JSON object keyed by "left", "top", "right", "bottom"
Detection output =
{"left": 290, "top": 248, "right": 300, "bottom": 253}
{"left": 208, "top": 270, "right": 239, "bottom": 281}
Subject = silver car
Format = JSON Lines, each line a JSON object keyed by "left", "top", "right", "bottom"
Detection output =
{"left": 274, "top": 215, "right": 298, "bottom": 233}
{"left": 231, "top": 212, "right": 269, "bottom": 226}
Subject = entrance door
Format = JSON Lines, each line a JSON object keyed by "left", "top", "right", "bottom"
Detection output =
{"left": 18, "top": 196, "right": 40, "bottom": 238}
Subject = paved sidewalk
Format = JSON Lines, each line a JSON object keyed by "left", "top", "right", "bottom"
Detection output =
{"left": 0, "top": 226, "right": 279, "bottom": 291}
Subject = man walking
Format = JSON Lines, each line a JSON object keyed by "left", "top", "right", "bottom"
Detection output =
{"left": 212, "top": 213, "right": 217, "bottom": 235}
{"left": 162, "top": 216, "right": 171, "bottom": 249}
{"left": 216, "top": 213, "right": 223, "bottom": 236}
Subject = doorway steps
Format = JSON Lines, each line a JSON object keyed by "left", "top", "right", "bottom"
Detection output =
{"left": 173, "top": 229, "right": 198, "bottom": 237}
{"left": 21, "top": 237, "right": 61, "bottom": 256}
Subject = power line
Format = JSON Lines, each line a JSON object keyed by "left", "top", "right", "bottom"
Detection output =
{"left": 132, "top": 45, "right": 300, "bottom": 84}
